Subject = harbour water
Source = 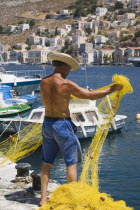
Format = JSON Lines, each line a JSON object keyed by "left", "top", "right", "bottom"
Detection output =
{"left": 1, "top": 64, "right": 140, "bottom": 210}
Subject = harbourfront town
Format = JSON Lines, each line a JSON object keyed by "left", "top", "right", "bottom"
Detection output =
{"left": 0, "top": 0, "right": 140, "bottom": 65}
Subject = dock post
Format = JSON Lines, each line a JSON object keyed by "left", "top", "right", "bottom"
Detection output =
{"left": 15, "top": 163, "right": 31, "bottom": 177}
{"left": 31, "top": 171, "right": 41, "bottom": 191}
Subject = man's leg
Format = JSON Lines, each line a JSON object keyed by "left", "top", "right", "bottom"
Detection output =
{"left": 66, "top": 163, "right": 77, "bottom": 183}
{"left": 39, "top": 162, "right": 52, "bottom": 206}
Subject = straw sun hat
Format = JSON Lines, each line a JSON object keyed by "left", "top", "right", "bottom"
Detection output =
{"left": 48, "top": 52, "right": 80, "bottom": 71}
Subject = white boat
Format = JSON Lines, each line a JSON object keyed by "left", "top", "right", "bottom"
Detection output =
{"left": 0, "top": 67, "right": 45, "bottom": 95}
{"left": 0, "top": 85, "right": 37, "bottom": 106}
{"left": 128, "top": 57, "right": 140, "bottom": 67}
{"left": 0, "top": 98, "right": 127, "bottom": 138}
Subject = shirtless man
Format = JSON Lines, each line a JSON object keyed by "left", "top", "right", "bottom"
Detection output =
{"left": 39, "top": 53, "right": 122, "bottom": 206}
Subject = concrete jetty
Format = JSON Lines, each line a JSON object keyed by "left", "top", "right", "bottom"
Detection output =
{"left": 0, "top": 163, "right": 60, "bottom": 210}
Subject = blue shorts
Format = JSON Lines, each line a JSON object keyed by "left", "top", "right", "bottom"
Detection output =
{"left": 41, "top": 117, "right": 82, "bottom": 167}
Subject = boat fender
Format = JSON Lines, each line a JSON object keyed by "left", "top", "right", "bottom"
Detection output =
{"left": 111, "top": 119, "right": 117, "bottom": 130}
{"left": 79, "top": 122, "right": 87, "bottom": 138}
{"left": 136, "top": 113, "right": 140, "bottom": 120}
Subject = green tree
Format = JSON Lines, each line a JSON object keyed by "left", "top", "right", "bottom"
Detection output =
{"left": 108, "top": 6, "right": 116, "bottom": 12}
{"left": 115, "top": 1, "right": 124, "bottom": 9}
{"left": 120, "top": 35, "right": 133, "bottom": 42}
{"left": 103, "top": 54, "right": 112, "bottom": 63}
{"left": 0, "top": 25, "right": 3, "bottom": 34}
{"left": 45, "top": 14, "right": 51, "bottom": 19}
{"left": 84, "top": 28, "right": 92, "bottom": 35}
{"left": 29, "top": 19, "right": 35, "bottom": 28}
{"left": 134, "top": 30, "right": 140, "bottom": 38}
{"left": 55, "top": 27, "right": 59, "bottom": 36}
{"left": 18, "top": 20, "right": 24, "bottom": 24}
{"left": 45, "top": 41, "right": 50, "bottom": 47}
{"left": 25, "top": 44, "right": 31, "bottom": 50}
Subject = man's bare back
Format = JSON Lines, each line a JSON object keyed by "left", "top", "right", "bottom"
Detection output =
{"left": 40, "top": 74, "right": 71, "bottom": 117}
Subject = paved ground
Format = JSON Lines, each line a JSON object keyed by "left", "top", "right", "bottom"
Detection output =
{"left": 0, "top": 163, "right": 60, "bottom": 210}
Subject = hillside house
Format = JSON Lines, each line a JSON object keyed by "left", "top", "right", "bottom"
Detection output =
{"left": 28, "top": 49, "right": 49, "bottom": 64}
{"left": 108, "top": 31, "right": 120, "bottom": 41}
{"left": 1, "top": 51, "right": 10, "bottom": 62}
{"left": 49, "top": 28, "right": 67, "bottom": 37}
{"left": 113, "top": 48, "right": 126, "bottom": 64}
{"left": 62, "top": 24, "right": 72, "bottom": 32}
{"left": 19, "top": 24, "right": 30, "bottom": 32}
{"left": 28, "top": 35, "right": 40, "bottom": 44}
{"left": 93, "top": 50, "right": 99, "bottom": 64}
{"left": 50, "top": 37, "right": 65, "bottom": 48}
{"left": 7, "top": 25, "right": 17, "bottom": 33}
{"left": 96, "top": 7, "right": 108, "bottom": 16}
{"left": 0, "top": 44, "right": 10, "bottom": 52}
{"left": 72, "top": 36, "right": 87, "bottom": 47}
{"left": 36, "top": 27, "right": 46, "bottom": 33}
{"left": 72, "top": 21, "right": 85, "bottom": 30}
{"left": 15, "top": 43, "right": 28, "bottom": 50}
{"left": 74, "top": 29, "right": 85, "bottom": 37}
{"left": 18, "top": 51, "right": 28, "bottom": 63}
{"left": 79, "top": 43, "right": 93, "bottom": 54}
{"left": 98, "top": 49, "right": 114, "bottom": 64}
{"left": 81, "top": 51, "right": 94, "bottom": 64}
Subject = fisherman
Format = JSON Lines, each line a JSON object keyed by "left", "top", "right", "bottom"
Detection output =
{"left": 39, "top": 52, "right": 122, "bottom": 206}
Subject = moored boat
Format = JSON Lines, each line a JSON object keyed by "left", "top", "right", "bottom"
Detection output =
{"left": 0, "top": 104, "right": 31, "bottom": 118}
{"left": 0, "top": 98, "right": 127, "bottom": 138}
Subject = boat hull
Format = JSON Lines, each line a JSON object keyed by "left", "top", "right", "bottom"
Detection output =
{"left": 0, "top": 118, "right": 126, "bottom": 139}
{"left": 0, "top": 104, "right": 31, "bottom": 118}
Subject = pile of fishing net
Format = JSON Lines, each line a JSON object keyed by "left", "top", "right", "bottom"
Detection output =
{"left": 39, "top": 182, "right": 132, "bottom": 210}
{"left": 38, "top": 75, "right": 133, "bottom": 210}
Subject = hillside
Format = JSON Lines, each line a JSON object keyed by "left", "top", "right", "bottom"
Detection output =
{"left": 0, "top": 0, "right": 76, "bottom": 26}
{"left": 0, "top": 0, "right": 77, "bottom": 45}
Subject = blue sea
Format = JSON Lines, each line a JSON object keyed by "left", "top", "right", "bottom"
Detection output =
{"left": 1, "top": 64, "right": 140, "bottom": 210}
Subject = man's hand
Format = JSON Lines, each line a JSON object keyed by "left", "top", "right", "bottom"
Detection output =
{"left": 110, "top": 84, "right": 123, "bottom": 92}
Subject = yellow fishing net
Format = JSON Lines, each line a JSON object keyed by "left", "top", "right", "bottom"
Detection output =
{"left": 0, "top": 74, "right": 133, "bottom": 209}
{"left": 0, "top": 123, "right": 42, "bottom": 167}
{"left": 38, "top": 75, "right": 133, "bottom": 210}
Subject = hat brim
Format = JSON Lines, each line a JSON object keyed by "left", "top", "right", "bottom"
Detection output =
{"left": 48, "top": 53, "right": 80, "bottom": 71}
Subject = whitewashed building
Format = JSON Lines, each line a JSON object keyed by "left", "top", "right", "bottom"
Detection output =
{"left": 98, "top": 49, "right": 114, "bottom": 64}
{"left": 96, "top": 7, "right": 108, "bottom": 16}
{"left": 60, "top": 10, "right": 69, "bottom": 15}
{"left": 62, "top": 24, "right": 72, "bottom": 32}
{"left": 72, "top": 36, "right": 86, "bottom": 47}
{"left": 15, "top": 43, "right": 28, "bottom": 50}
{"left": 113, "top": 48, "right": 126, "bottom": 64}
{"left": 50, "top": 37, "right": 65, "bottom": 47}
{"left": 7, "top": 25, "right": 17, "bottom": 33}
{"left": 28, "top": 49, "right": 49, "bottom": 64}
{"left": 82, "top": 51, "right": 94, "bottom": 64}
{"left": 28, "top": 35, "right": 40, "bottom": 44}
{"left": 80, "top": 43, "right": 93, "bottom": 53}
{"left": 0, "top": 44, "right": 10, "bottom": 52}
{"left": 19, "top": 24, "right": 30, "bottom": 32}
{"left": 1, "top": 51, "right": 10, "bottom": 62}
{"left": 18, "top": 51, "right": 28, "bottom": 63}
{"left": 74, "top": 29, "right": 85, "bottom": 37}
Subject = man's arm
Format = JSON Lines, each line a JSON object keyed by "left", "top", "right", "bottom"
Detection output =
{"left": 67, "top": 81, "right": 122, "bottom": 100}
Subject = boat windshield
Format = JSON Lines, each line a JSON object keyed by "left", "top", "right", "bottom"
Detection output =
{"left": 85, "top": 111, "right": 98, "bottom": 121}
{"left": 30, "top": 111, "right": 43, "bottom": 120}
{"left": 71, "top": 112, "right": 85, "bottom": 122}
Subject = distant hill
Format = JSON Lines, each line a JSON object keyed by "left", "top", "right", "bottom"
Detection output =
{"left": 0, "top": 0, "right": 76, "bottom": 26}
